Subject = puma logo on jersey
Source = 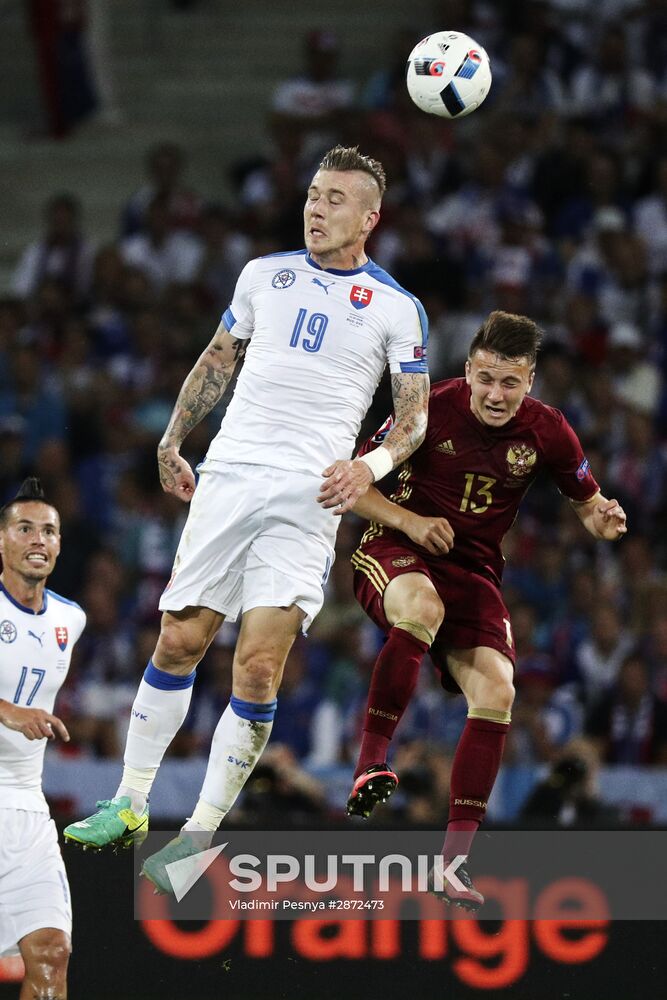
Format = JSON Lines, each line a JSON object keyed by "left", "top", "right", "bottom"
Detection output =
{"left": 436, "top": 439, "right": 456, "bottom": 455}
{"left": 28, "top": 630, "right": 45, "bottom": 646}
{"left": 312, "top": 277, "right": 334, "bottom": 294}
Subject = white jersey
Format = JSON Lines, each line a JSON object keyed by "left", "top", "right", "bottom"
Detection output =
{"left": 0, "top": 584, "right": 86, "bottom": 811}
{"left": 207, "top": 250, "right": 428, "bottom": 473}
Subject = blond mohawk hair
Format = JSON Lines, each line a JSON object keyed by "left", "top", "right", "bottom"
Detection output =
{"left": 318, "top": 145, "right": 386, "bottom": 198}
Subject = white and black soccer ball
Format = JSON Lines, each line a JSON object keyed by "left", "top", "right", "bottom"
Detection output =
{"left": 406, "top": 30, "right": 492, "bottom": 119}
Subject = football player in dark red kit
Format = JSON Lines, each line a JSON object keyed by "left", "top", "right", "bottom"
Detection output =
{"left": 345, "top": 311, "right": 627, "bottom": 910}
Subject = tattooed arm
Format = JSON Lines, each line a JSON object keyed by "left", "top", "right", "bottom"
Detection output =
{"left": 381, "top": 372, "right": 429, "bottom": 465}
{"left": 157, "top": 322, "right": 247, "bottom": 501}
{"left": 318, "top": 372, "right": 429, "bottom": 515}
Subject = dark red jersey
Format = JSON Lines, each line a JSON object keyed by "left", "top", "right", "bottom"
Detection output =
{"left": 359, "top": 378, "right": 599, "bottom": 586}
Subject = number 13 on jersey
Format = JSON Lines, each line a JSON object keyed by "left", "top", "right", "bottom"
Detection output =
{"left": 460, "top": 473, "right": 496, "bottom": 513}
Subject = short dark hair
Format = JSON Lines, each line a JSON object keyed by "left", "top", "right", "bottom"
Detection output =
{"left": 468, "top": 310, "right": 543, "bottom": 367}
{"left": 318, "top": 145, "right": 387, "bottom": 198}
{"left": 0, "top": 477, "right": 57, "bottom": 527}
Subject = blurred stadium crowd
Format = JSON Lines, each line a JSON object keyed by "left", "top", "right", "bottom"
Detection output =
{"left": 2, "top": 0, "right": 667, "bottom": 822}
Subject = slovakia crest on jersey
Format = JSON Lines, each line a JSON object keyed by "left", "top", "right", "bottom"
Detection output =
{"left": 55, "top": 626, "right": 68, "bottom": 651}
{"left": 350, "top": 285, "right": 373, "bottom": 310}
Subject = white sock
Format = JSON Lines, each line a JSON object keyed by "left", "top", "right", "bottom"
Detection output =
{"left": 117, "top": 767, "right": 154, "bottom": 816}
{"left": 187, "top": 698, "right": 276, "bottom": 829}
{"left": 181, "top": 811, "right": 216, "bottom": 848}
{"left": 117, "top": 662, "right": 196, "bottom": 813}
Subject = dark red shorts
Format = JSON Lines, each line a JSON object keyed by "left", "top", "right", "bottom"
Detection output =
{"left": 352, "top": 535, "right": 515, "bottom": 693}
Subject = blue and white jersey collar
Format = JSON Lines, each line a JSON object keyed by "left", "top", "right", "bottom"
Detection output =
{"left": 305, "top": 252, "right": 373, "bottom": 277}
{"left": 0, "top": 580, "right": 47, "bottom": 615}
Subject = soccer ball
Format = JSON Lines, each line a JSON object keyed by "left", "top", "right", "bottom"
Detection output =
{"left": 406, "top": 30, "right": 492, "bottom": 119}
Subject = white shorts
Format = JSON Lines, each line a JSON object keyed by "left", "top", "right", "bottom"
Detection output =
{"left": 0, "top": 809, "right": 72, "bottom": 958}
{"left": 159, "top": 462, "right": 338, "bottom": 630}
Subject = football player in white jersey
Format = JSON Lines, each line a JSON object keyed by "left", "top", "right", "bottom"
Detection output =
{"left": 65, "top": 145, "right": 430, "bottom": 892}
{"left": 0, "top": 478, "right": 86, "bottom": 999}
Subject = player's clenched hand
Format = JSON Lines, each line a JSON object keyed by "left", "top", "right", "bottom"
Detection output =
{"left": 318, "top": 459, "right": 374, "bottom": 515}
{"left": 157, "top": 445, "right": 196, "bottom": 502}
{"left": 402, "top": 513, "right": 454, "bottom": 555}
{"left": 593, "top": 498, "right": 627, "bottom": 540}
{"left": 0, "top": 700, "right": 69, "bottom": 742}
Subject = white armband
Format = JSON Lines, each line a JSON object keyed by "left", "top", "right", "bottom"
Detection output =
{"left": 358, "top": 447, "right": 394, "bottom": 483}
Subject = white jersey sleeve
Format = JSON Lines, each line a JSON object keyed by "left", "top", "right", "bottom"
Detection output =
{"left": 0, "top": 585, "right": 86, "bottom": 812}
{"left": 222, "top": 259, "right": 256, "bottom": 341}
{"left": 364, "top": 262, "right": 428, "bottom": 376}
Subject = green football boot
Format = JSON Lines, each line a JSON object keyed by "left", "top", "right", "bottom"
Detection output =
{"left": 64, "top": 796, "right": 149, "bottom": 851}
{"left": 141, "top": 832, "right": 209, "bottom": 895}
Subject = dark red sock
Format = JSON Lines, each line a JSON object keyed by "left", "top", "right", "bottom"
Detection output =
{"left": 442, "top": 717, "right": 509, "bottom": 860}
{"left": 355, "top": 627, "right": 429, "bottom": 778}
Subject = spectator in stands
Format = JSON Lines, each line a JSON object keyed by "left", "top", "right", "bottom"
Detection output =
{"left": 606, "top": 408, "right": 667, "bottom": 535}
{"left": 578, "top": 368, "right": 625, "bottom": 452}
{"left": 388, "top": 739, "right": 451, "bottom": 826}
{"left": 11, "top": 194, "right": 95, "bottom": 303}
{"left": 569, "top": 24, "right": 655, "bottom": 125}
{"left": 68, "top": 579, "right": 137, "bottom": 756}
{"left": 571, "top": 605, "right": 636, "bottom": 709}
{"left": 267, "top": 640, "right": 323, "bottom": 761}
{"left": 507, "top": 602, "right": 582, "bottom": 764}
{"left": 532, "top": 342, "right": 586, "bottom": 428}
{"left": 44, "top": 478, "right": 100, "bottom": 601}
{"left": 196, "top": 205, "right": 251, "bottom": 313}
{"left": 633, "top": 154, "right": 667, "bottom": 276}
{"left": 507, "top": 538, "right": 570, "bottom": 628}
{"left": 616, "top": 534, "right": 667, "bottom": 633}
{"left": 361, "top": 25, "right": 420, "bottom": 112}
{"left": 270, "top": 28, "right": 355, "bottom": 161}
{"left": 489, "top": 196, "right": 561, "bottom": 320}
{"left": 86, "top": 245, "right": 131, "bottom": 361}
{"left": 0, "top": 343, "right": 66, "bottom": 464}
{"left": 120, "top": 194, "right": 204, "bottom": 293}
{"left": 586, "top": 653, "right": 667, "bottom": 765}
{"left": 27, "top": 0, "right": 99, "bottom": 138}
{"left": 520, "top": 737, "right": 620, "bottom": 827}
{"left": 644, "top": 614, "right": 667, "bottom": 704}
{"left": 555, "top": 153, "right": 627, "bottom": 244}
{"left": 0, "top": 417, "right": 27, "bottom": 504}
{"left": 607, "top": 323, "right": 662, "bottom": 417}
{"left": 563, "top": 292, "right": 608, "bottom": 366}
{"left": 0, "top": 300, "right": 24, "bottom": 390}
{"left": 121, "top": 142, "right": 204, "bottom": 237}
{"left": 426, "top": 142, "right": 511, "bottom": 266}
{"left": 492, "top": 33, "right": 565, "bottom": 119}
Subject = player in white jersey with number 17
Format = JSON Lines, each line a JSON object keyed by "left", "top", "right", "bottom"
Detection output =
{"left": 0, "top": 478, "right": 86, "bottom": 999}
{"left": 65, "top": 145, "right": 430, "bottom": 892}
